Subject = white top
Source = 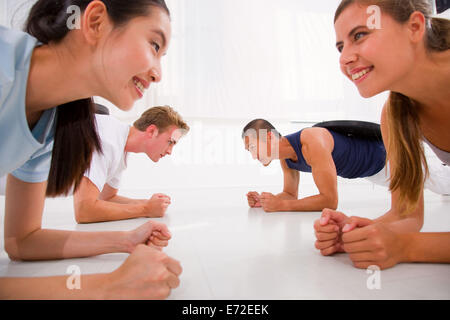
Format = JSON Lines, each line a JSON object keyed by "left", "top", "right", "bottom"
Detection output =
{"left": 423, "top": 137, "right": 450, "bottom": 166}
{"left": 84, "top": 114, "right": 131, "bottom": 192}
{"left": 0, "top": 26, "right": 57, "bottom": 182}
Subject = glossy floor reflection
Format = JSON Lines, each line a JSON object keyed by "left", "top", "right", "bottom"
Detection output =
{"left": 1, "top": 179, "right": 449, "bottom": 300}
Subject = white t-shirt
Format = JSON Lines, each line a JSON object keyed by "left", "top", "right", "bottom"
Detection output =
{"left": 84, "top": 114, "right": 131, "bottom": 192}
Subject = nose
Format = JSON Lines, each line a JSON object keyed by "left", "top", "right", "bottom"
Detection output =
{"left": 339, "top": 44, "right": 358, "bottom": 70}
{"left": 148, "top": 60, "right": 162, "bottom": 83}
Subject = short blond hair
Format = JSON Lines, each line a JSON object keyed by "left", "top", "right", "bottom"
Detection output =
{"left": 133, "top": 106, "right": 189, "bottom": 133}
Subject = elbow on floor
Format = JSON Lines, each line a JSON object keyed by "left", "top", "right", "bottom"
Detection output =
{"left": 74, "top": 201, "right": 94, "bottom": 224}
{"left": 4, "top": 241, "right": 23, "bottom": 262}
{"left": 324, "top": 197, "right": 338, "bottom": 211}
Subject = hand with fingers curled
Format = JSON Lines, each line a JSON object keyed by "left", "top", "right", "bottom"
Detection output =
{"left": 314, "top": 209, "right": 408, "bottom": 270}
{"left": 314, "top": 208, "right": 353, "bottom": 256}
{"left": 105, "top": 244, "right": 182, "bottom": 300}
{"left": 341, "top": 218, "right": 409, "bottom": 270}
{"left": 126, "top": 220, "right": 172, "bottom": 253}
{"left": 259, "top": 192, "right": 285, "bottom": 212}
{"left": 246, "top": 191, "right": 262, "bottom": 208}
{"left": 145, "top": 193, "right": 171, "bottom": 218}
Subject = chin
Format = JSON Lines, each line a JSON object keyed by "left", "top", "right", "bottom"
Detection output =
{"left": 262, "top": 160, "right": 272, "bottom": 167}
{"left": 116, "top": 100, "right": 134, "bottom": 111}
{"left": 357, "top": 87, "right": 381, "bottom": 99}
{"left": 109, "top": 93, "right": 135, "bottom": 111}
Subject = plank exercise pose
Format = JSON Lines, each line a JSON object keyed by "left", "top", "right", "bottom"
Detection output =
{"left": 315, "top": 0, "right": 450, "bottom": 270}
{"left": 242, "top": 119, "right": 388, "bottom": 212}
{"left": 0, "top": 0, "right": 182, "bottom": 299}
{"left": 73, "top": 106, "right": 189, "bottom": 223}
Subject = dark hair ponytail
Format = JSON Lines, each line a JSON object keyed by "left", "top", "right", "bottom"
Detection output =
{"left": 24, "top": 0, "right": 170, "bottom": 196}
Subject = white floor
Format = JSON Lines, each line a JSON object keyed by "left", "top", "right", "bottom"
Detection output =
{"left": 0, "top": 182, "right": 449, "bottom": 299}
{"left": 0, "top": 120, "right": 449, "bottom": 299}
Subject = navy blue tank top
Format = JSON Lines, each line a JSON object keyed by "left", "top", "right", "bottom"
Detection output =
{"left": 284, "top": 129, "right": 386, "bottom": 179}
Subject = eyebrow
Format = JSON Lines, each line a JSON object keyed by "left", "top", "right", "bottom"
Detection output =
{"left": 152, "top": 29, "right": 167, "bottom": 50}
{"left": 335, "top": 25, "right": 367, "bottom": 48}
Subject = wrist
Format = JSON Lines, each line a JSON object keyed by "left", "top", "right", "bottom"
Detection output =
{"left": 400, "top": 232, "right": 415, "bottom": 263}
{"left": 138, "top": 202, "right": 150, "bottom": 217}
{"left": 118, "top": 231, "right": 134, "bottom": 254}
{"left": 85, "top": 273, "right": 111, "bottom": 300}
{"left": 281, "top": 200, "right": 290, "bottom": 211}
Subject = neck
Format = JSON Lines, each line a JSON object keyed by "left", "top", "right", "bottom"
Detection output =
{"left": 25, "top": 37, "right": 102, "bottom": 119}
{"left": 278, "top": 137, "right": 297, "bottom": 161}
{"left": 124, "top": 126, "right": 142, "bottom": 153}
{"left": 391, "top": 50, "right": 450, "bottom": 115}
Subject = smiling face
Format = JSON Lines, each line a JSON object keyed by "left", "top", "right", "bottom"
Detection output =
{"left": 93, "top": 7, "right": 171, "bottom": 110}
{"left": 144, "top": 125, "right": 183, "bottom": 162}
{"left": 334, "top": 3, "right": 416, "bottom": 98}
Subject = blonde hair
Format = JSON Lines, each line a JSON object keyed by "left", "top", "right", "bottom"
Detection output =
{"left": 133, "top": 105, "right": 190, "bottom": 133}
{"left": 335, "top": 0, "right": 450, "bottom": 214}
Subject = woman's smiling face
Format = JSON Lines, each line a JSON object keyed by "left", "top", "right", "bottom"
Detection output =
{"left": 94, "top": 6, "right": 171, "bottom": 110}
{"left": 334, "top": 3, "right": 416, "bottom": 98}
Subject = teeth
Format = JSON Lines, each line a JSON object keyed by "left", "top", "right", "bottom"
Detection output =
{"left": 352, "top": 68, "right": 372, "bottom": 81}
{"left": 133, "top": 78, "right": 145, "bottom": 93}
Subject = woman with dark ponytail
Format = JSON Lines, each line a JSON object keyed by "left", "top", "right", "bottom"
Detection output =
{"left": 314, "top": 0, "right": 450, "bottom": 269}
{"left": 0, "top": 1, "right": 182, "bottom": 299}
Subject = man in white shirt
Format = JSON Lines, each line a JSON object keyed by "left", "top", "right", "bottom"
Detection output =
{"left": 73, "top": 106, "right": 189, "bottom": 223}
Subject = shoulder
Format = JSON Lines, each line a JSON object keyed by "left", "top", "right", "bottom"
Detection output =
{"left": 301, "top": 127, "right": 334, "bottom": 150}
{"left": 94, "top": 114, "right": 129, "bottom": 136}
{"left": 0, "top": 26, "right": 37, "bottom": 77}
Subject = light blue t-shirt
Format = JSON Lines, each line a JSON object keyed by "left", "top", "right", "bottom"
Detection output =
{"left": 0, "top": 26, "right": 57, "bottom": 183}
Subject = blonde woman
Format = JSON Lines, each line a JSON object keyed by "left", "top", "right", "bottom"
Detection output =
{"left": 314, "top": 0, "right": 450, "bottom": 269}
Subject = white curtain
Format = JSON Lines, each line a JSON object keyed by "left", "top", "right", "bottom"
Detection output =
{"left": 2, "top": 0, "right": 389, "bottom": 123}
{"left": 106, "top": 0, "right": 388, "bottom": 123}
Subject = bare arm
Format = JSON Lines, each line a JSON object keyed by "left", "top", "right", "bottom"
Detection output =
{"left": 283, "top": 128, "right": 338, "bottom": 212}
{"left": 98, "top": 183, "right": 147, "bottom": 205}
{"left": 74, "top": 178, "right": 170, "bottom": 223}
{"left": 4, "top": 175, "right": 133, "bottom": 261}
{"left": 404, "top": 232, "right": 450, "bottom": 263}
{"left": 275, "top": 160, "right": 299, "bottom": 200}
{"left": 74, "top": 178, "right": 148, "bottom": 223}
{"left": 0, "top": 244, "right": 182, "bottom": 300}
{"left": 0, "top": 273, "right": 107, "bottom": 299}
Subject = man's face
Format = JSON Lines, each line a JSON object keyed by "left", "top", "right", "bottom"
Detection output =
{"left": 145, "top": 125, "right": 184, "bottom": 162}
{"left": 244, "top": 133, "right": 274, "bottom": 166}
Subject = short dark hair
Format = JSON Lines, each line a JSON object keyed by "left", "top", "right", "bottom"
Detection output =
{"left": 242, "top": 119, "right": 281, "bottom": 139}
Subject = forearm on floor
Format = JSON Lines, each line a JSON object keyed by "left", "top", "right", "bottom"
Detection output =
{"left": 374, "top": 210, "right": 423, "bottom": 232}
{"left": 75, "top": 199, "right": 147, "bottom": 223}
{"left": 105, "top": 194, "right": 147, "bottom": 205}
{"left": 0, "top": 273, "right": 109, "bottom": 300}
{"left": 283, "top": 194, "right": 337, "bottom": 212}
{"left": 6, "top": 228, "right": 130, "bottom": 261}
{"left": 403, "top": 232, "right": 450, "bottom": 263}
{"left": 275, "top": 192, "right": 297, "bottom": 201}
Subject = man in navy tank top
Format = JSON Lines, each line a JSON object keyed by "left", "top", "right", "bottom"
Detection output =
{"left": 242, "top": 119, "right": 449, "bottom": 212}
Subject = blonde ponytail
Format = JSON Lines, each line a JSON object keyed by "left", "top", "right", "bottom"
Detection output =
{"left": 385, "top": 92, "right": 429, "bottom": 214}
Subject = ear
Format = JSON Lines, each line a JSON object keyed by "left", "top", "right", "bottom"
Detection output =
{"left": 406, "top": 11, "right": 426, "bottom": 44}
{"left": 146, "top": 124, "right": 159, "bottom": 138}
{"left": 81, "top": 0, "right": 111, "bottom": 45}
